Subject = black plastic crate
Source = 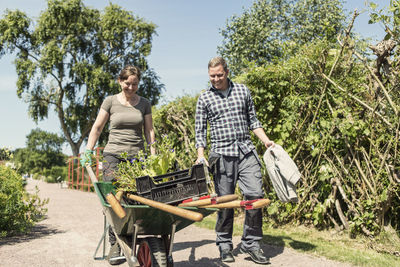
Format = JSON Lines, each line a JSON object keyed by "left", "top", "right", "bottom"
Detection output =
{"left": 133, "top": 164, "right": 209, "bottom": 205}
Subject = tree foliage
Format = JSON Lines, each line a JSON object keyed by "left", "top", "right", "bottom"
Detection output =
{"left": 218, "top": 0, "right": 345, "bottom": 75}
{"left": 237, "top": 10, "right": 399, "bottom": 237}
{"left": 13, "top": 128, "right": 66, "bottom": 175}
{"left": 0, "top": 147, "right": 13, "bottom": 161}
{"left": 153, "top": 95, "right": 199, "bottom": 169}
{"left": 0, "top": 0, "right": 164, "bottom": 156}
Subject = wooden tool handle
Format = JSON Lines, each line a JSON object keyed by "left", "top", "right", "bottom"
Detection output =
{"left": 115, "top": 191, "right": 124, "bottom": 202}
{"left": 251, "top": 199, "right": 271, "bottom": 209}
{"left": 85, "top": 164, "right": 98, "bottom": 183}
{"left": 86, "top": 165, "right": 126, "bottom": 218}
{"left": 201, "top": 199, "right": 271, "bottom": 209}
{"left": 178, "top": 194, "right": 238, "bottom": 207}
{"left": 106, "top": 193, "right": 127, "bottom": 219}
{"left": 215, "top": 194, "right": 239, "bottom": 204}
{"left": 127, "top": 194, "right": 204, "bottom": 222}
{"left": 201, "top": 200, "right": 242, "bottom": 209}
{"left": 178, "top": 197, "right": 212, "bottom": 207}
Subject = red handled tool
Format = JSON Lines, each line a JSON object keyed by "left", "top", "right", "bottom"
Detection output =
{"left": 199, "top": 199, "right": 271, "bottom": 210}
{"left": 181, "top": 194, "right": 217, "bottom": 204}
{"left": 178, "top": 194, "right": 238, "bottom": 207}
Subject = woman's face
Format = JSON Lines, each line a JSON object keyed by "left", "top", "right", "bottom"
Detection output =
{"left": 119, "top": 75, "right": 139, "bottom": 96}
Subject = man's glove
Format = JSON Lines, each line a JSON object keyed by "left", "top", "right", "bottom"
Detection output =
{"left": 80, "top": 149, "right": 93, "bottom": 166}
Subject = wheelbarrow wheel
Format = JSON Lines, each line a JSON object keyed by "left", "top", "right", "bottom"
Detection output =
{"left": 137, "top": 237, "right": 167, "bottom": 267}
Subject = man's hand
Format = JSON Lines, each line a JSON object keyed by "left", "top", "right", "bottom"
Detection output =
{"left": 196, "top": 147, "right": 208, "bottom": 165}
{"left": 195, "top": 157, "right": 209, "bottom": 166}
{"left": 264, "top": 140, "right": 275, "bottom": 149}
{"left": 80, "top": 149, "right": 93, "bottom": 166}
{"left": 252, "top": 128, "right": 274, "bottom": 149}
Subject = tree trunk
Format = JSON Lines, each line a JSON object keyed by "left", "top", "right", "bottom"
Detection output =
{"left": 70, "top": 142, "right": 80, "bottom": 157}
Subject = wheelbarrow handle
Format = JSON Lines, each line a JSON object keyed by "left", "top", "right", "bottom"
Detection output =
{"left": 85, "top": 164, "right": 126, "bottom": 219}
{"left": 85, "top": 164, "right": 98, "bottom": 183}
{"left": 106, "top": 193, "right": 127, "bottom": 219}
{"left": 127, "top": 194, "right": 204, "bottom": 222}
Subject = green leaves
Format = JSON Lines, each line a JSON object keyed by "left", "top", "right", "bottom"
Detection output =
{"left": 115, "top": 136, "right": 177, "bottom": 192}
{"left": 0, "top": 10, "right": 31, "bottom": 48}
{"left": 12, "top": 128, "right": 66, "bottom": 175}
{"left": 152, "top": 95, "right": 198, "bottom": 169}
{"left": 0, "top": 165, "right": 48, "bottom": 237}
{"left": 237, "top": 31, "right": 400, "bottom": 236}
{"left": 218, "top": 0, "right": 345, "bottom": 75}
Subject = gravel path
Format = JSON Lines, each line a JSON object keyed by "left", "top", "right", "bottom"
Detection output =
{"left": 0, "top": 179, "right": 353, "bottom": 267}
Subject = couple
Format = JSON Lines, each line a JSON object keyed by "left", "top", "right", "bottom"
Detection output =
{"left": 81, "top": 56, "right": 274, "bottom": 265}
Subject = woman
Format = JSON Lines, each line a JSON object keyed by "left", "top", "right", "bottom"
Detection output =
{"left": 80, "top": 65, "right": 155, "bottom": 265}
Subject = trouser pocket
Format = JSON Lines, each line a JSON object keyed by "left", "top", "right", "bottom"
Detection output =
{"left": 208, "top": 151, "right": 223, "bottom": 176}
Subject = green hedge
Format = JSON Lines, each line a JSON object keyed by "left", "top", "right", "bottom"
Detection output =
{"left": 42, "top": 166, "right": 68, "bottom": 183}
{"left": 0, "top": 165, "right": 48, "bottom": 237}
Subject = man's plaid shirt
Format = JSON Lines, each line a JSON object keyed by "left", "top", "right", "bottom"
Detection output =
{"left": 195, "top": 79, "right": 263, "bottom": 157}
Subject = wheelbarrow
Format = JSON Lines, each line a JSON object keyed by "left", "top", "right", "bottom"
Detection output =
{"left": 92, "top": 181, "right": 217, "bottom": 267}
{"left": 86, "top": 164, "right": 217, "bottom": 267}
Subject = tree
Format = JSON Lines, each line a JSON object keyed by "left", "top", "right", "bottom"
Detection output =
{"left": 0, "top": 147, "right": 12, "bottom": 161}
{"left": 25, "top": 128, "right": 65, "bottom": 153}
{"left": 13, "top": 128, "right": 66, "bottom": 174}
{"left": 218, "top": 0, "right": 346, "bottom": 75}
{"left": 0, "top": 0, "right": 164, "bottom": 156}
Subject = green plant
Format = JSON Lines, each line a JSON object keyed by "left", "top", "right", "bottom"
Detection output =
{"left": 0, "top": 165, "right": 48, "bottom": 237}
{"left": 114, "top": 136, "right": 177, "bottom": 192}
{"left": 42, "top": 166, "right": 68, "bottom": 183}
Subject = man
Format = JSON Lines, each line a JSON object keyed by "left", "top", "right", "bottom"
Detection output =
{"left": 195, "top": 56, "right": 274, "bottom": 264}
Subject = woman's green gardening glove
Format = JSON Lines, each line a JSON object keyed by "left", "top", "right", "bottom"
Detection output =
{"left": 80, "top": 149, "right": 93, "bottom": 166}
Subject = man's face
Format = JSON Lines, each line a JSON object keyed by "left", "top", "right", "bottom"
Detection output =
{"left": 208, "top": 64, "right": 229, "bottom": 90}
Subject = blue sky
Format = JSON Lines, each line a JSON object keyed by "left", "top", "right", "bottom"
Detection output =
{"left": 0, "top": 0, "right": 391, "bottom": 155}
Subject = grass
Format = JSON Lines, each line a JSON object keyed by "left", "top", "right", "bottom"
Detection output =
{"left": 195, "top": 214, "right": 400, "bottom": 267}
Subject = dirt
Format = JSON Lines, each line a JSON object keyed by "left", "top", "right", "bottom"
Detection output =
{"left": 0, "top": 179, "right": 354, "bottom": 267}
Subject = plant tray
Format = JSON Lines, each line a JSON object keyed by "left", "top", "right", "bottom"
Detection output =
{"left": 133, "top": 164, "right": 209, "bottom": 205}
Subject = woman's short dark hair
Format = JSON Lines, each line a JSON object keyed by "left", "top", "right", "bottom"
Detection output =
{"left": 118, "top": 65, "right": 141, "bottom": 81}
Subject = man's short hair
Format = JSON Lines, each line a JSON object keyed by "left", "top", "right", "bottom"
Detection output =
{"left": 208, "top": 56, "right": 228, "bottom": 71}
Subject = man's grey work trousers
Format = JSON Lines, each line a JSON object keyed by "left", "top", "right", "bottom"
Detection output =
{"left": 209, "top": 148, "right": 264, "bottom": 252}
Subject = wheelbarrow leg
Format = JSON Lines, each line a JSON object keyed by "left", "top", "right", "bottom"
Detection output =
{"left": 93, "top": 214, "right": 108, "bottom": 260}
{"left": 112, "top": 229, "right": 138, "bottom": 267}
{"left": 164, "top": 220, "right": 180, "bottom": 267}
{"left": 127, "top": 223, "right": 140, "bottom": 266}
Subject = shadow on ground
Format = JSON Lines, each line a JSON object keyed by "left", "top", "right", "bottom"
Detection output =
{"left": 171, "top": 233, "right": 316, "bottom": 266}
{"left": 173, "top": 239, "right": 223, "bottom": 266}
{"left": 262, "top": 234, "right": 317, "bottom": 253}
{"left": 0, "top": 224, "right": 63, "bottom": 247}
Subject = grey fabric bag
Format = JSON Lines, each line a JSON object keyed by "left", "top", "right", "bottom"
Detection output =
{"left": 263, "top": 144, "right": 301, "bottom": 203}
